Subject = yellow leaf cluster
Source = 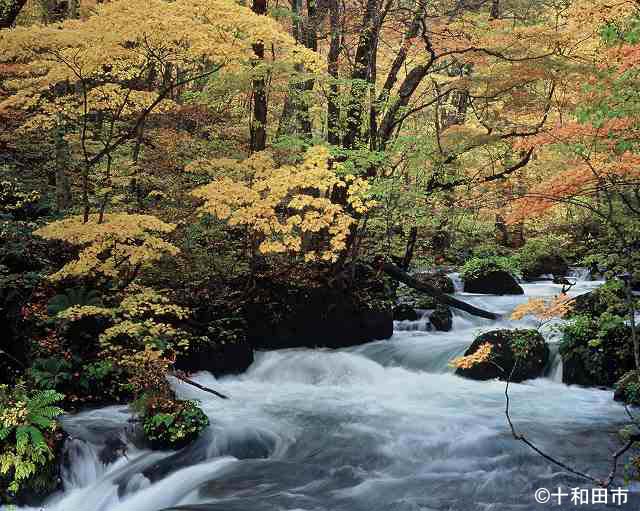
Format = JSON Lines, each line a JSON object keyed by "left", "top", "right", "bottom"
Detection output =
{"left": 449, "top": 342, "right": 493, "bottom": 370}
{"left": 0, "top": 0, "right": 323, "bottom": 127}
{"left": 34, "top": 213, "right": 179, "bottom": 282}
{"left": 510, "top": 295, "right": 573, "bottom": 323}
{"left": 191, "top": 146, "right": 375, "bottom": 262}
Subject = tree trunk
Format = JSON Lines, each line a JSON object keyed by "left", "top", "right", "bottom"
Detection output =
{"left": 327, "top": 0, "right": 341, "bottom": 145}
{"left": 342, "top": 0, "right": 379, "bottom": 148}
{"left": 54, "top": 122, "right": 72, "bottom": 211}
{"left": 276, "top": 0, "right": 317, "bottom": 140}
{"left": 250, "top": 0, "right": 268, "bottom": 152}
{"left": 400, "top": 226, "right": 418, "bottom": 270}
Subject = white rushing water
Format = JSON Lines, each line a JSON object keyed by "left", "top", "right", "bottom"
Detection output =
{"left": 21, "top": 274, "right": 640, "bottom": 511}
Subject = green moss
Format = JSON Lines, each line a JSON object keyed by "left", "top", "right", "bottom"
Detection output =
{"left": 560, "top": 312, "right": 634, "bottom": 386}
{"left": 139, "top": 397, "right": 209, "bottom": 450}
{"left": 460, "top": 255, "right": 520, "bottom": 281}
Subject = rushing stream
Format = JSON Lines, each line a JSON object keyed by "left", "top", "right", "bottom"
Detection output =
{"left": 22, "top": 273, "right": 640, "bottom": 511}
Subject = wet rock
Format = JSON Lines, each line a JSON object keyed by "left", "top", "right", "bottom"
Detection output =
{"left": 463, "top": 270, "right": 524, "bottom": 295}
{"left": 245, "top": 270, "right": 393, "bottom": 350}
{"left": 414, "top": 271, "right": 455, "bottom": 294}
{"left": 429, "top": 306, "right": 452, "bottom": 332}
{"left": 393, "top": 304, "right": 418, "bottom": 321}
{"left": 175, "top": 339, "right": 254, "bottom": 377}
{"left": 560, "top": 313, "right": 634, "bottom": 387}
{"left": 98, "top": 435, "right": 128, "bottom": 465}
{"left": 455, "top": 329, "right": 548, "bottom": 382}
{"left": 521, "top": 254, "right": 569, "bottom": 281}
{"left": 614, "top": 371, "right": 640, "bottom": 404}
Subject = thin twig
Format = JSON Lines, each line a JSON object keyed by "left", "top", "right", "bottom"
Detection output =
{"left": 505, "top": 360, "right": 602, "bottom": 485}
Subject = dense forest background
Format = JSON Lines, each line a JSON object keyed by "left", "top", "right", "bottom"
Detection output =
{"left": 1, "top": 0, "right": 640, "bottom": 504}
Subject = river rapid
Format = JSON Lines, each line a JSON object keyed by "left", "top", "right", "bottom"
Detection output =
{"left": 21, "top": 272, "right": 640, "bottom": 511}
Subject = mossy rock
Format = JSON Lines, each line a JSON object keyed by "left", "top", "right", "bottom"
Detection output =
{"left": 560, "top": 313, "right": 634, "bottom": 387}
{"left": 455, "top": 329, "right": 548, "bottom": 383}
{"left": 414, "top": 271, "right": 455, "bottom": 294}
{"left": 568, "top": 280, "right": 630, "bottom": 319}
{"left": 463, "top": 270, "right": 524, "bottom": 295}
{"left": 429, "top": 306, "right": 452, "bottom": 332}
{"left": 614, "top": 371, "right": 640, "bottom": 405}
{"left": 521, "top": 254, "right": 568, "bottom": 281}
{"left": 393, "top": 304, "right": 418, "bottom": 321}
{"left": 141, "top": 398, "right": 209, "bottom": 450}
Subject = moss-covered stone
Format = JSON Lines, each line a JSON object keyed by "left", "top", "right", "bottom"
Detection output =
{"left": 568, "top": 280, "right": 631, "bottom": 319}
{"left": 393, "top": 304, "right": 418, "bottom": 321}
{"left": 429, "top": 306, "right": 452, "bottom": 332}
{"left": 141, "top": 398, "right": 209, "bottom": 450}
{"left": 560, "top": 312, "right": 634, "bottom": 387}
{"left": 455, "top": 329, "right": 548, "bottom": 382}
{"left": 614, "top": 371, "right": 640, "bottom": 405}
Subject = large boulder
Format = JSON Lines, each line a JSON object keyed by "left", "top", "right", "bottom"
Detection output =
{"left": 175, "top": 339, "right": 254, "bottom": 376}
{"left": 455, "top": 329, "right": 549, "bottom": 382}
{"left": 614, "top": 371, "right": 640, "bottom": 405}
{"left": 414, "top": 271, "right": 455, "bottom": 294}
{"left": 568, "top": 280, "right": 628, "bottom": 318}
{"left": 560, "top": 313, "right": 634, "bottom": 387}
{"left": 429, "top": 306, "right": 453, "bottom": 332}
{"left": 393, "top": 304, "right": 418, "bottom": 321}
{"left": 245, "top": 268, "right": 393, "bottom": 350}
{"left": 463, "top": 270, "right": 524, "bottom": 295}
{"left": 521, "top": 254, "right": 569, "bottom": 281}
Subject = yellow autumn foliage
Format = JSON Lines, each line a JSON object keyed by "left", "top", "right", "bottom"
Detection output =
{"left": 190, "top": 146, "right": 376, "bottom": 262}
{"left": 510, "top": 295, "right": 573, "bottom": 324}
{"left": 0, "top": 0, "right": 322, "bottom": 128}
{"left": 34, "top": 213, "right": 179, "bottom": 282}
{"left": 449, "top": 342, "right": 494, "bottom": 370}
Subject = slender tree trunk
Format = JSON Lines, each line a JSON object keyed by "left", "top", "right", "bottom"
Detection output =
{"left": 250, "top": 0, "right": 268, "bottom": 152}
{"left": 54, "top": 122, "right": 72, "bottom": 211}
{"left": 342, "top": 0, "right": 379, "bottom": 149}
{"left": 490, "top": 0, "right": 500, "bottom": 19}
{"left": 327, "top": 0, "right": 341, "bottom": 145}
{"left": 276, "top": 0, "right": 316, "bottom": 140}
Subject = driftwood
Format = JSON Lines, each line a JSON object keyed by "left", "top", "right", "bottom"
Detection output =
{"left": 170, "top": 372, "right": 229, "bottom": 399}
{"left": 381, "top": 262, "right": 499, "bottom": 320}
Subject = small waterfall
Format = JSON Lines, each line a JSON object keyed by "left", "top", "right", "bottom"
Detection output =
{"left": 393, "top": 309, "right": 432, "bottom": 332}
{"left": 567, "top": 266, "right": 592, "bottom": 281}
{"left": 545, "top": 343, "right": 563, "bottom": 383}
{"left": 449, "top": 272, "right": 464, "bottom": 292}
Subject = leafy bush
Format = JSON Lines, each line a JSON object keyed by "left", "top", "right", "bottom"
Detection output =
{"left": 568, "top": 279, "right": 631, "bottom": 318}
{"left": 28, "top": 357, "right": 133, "bottom": 407}
{"left": 460, "top": 255, "right": 520, "bottom": 280}
{"left": 0, "top": 180, "right": 44, "bottom": 220}
{"left": 0, "top": 386, "right": 64, "bottom": 502}
{"left": 137, "top": 396, "right": 209, "bottom": 450}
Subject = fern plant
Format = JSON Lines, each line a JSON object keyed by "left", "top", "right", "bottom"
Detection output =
{"left": 0, "top": 386, "right": 64, "bottom": 495}
{"left": 47, "top": 287, "right": 104, "bottom": 316}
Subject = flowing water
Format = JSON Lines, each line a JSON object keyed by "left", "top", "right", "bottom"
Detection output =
{"left": 21, "top": 274, "right": 640, "bottom": 511}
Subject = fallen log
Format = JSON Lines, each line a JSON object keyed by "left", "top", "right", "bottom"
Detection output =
{"left": 382, "top": 262, "right": 500, "bottom": 320}
{"left": 170, "top": 371, "right": 229, "bottom": 399}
